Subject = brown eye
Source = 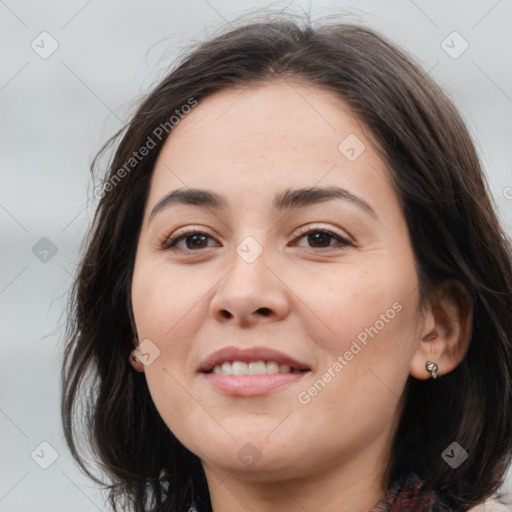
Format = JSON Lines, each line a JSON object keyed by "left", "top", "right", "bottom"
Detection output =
{"left": 161, "top": 227, "right": 352, "bottom": 252}
{"left": 294, "top": 229, "right": 352, "bottom": 250}
{"left": 162, "top": 231, "right": 217, "bottom": 251}
{"left": 306, "top": 231, "right": 334, "bottom": 248}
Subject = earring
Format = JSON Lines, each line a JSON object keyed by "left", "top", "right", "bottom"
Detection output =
{"left": 130, "top": 350, "right": 141, "bottom": 364}
{"left": 425, "top": 361, "right": 439, "bottom": 379}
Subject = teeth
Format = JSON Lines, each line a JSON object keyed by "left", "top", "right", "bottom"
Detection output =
{"left": 232, "top": 361, "right": 248, "bottom": 376}
{"left": 248, "top": 361, "right": 266, "bottom": 375}
{"left": 267, "top": 361, "right": 279, "bottom": 374}
{"left": 210, "top": 360, "right": 302, "bottom": 376}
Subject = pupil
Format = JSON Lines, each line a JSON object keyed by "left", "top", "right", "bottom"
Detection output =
{"left": 308, "top": 232, "right": 330, "bottom": 248}
{"left": 187, "top": 234, "right": 207, "bottom": 249}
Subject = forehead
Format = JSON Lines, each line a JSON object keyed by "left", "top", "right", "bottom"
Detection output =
{"left": 146, "top": 80, "right": 396, "bottom": 218}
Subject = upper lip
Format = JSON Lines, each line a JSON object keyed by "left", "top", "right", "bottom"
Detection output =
{"left": 198, "top": 346, "right": 311, "bottom": 373}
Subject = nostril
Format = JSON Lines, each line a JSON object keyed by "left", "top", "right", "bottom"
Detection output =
{"left": 256, "top": 307, "right": 272, "bottom": 316}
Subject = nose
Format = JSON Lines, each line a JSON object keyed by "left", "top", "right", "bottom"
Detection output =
{"left": 209, "top": 246, "right": 290, "bottom": 328}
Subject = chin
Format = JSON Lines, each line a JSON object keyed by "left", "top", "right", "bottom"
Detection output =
{"left": 192, "top": 433, "right": 313, "bottom": 480}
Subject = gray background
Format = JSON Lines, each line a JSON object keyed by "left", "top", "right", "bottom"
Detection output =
{"left": 1, "top": 0, "right": 511, "bottom": 510}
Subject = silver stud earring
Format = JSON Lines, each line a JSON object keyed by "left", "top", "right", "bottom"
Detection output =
{"left": 425, "top": 361, "right": 439, "bottom": 379}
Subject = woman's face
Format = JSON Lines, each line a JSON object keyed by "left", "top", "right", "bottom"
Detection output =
{"left": 131, "top": 80, "right": 427, "bottom": 482}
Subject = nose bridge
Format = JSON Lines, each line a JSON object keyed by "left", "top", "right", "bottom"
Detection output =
{"left": 224, "top": 234, "right": 271, "bottom": 299}
{"left": 229, "top": 217, "right": 271, "bottom": 278}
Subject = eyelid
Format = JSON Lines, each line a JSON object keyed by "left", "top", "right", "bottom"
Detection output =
{"left": 292, "top": 223, "right": 354, "bottom": 245}
{"left": 167, "top": 225, "right": 213, "bottom": 239}
{"left": 160, "top": 223, "right": 355, "bottom": 251}
{"left": 159, "top": 225, "right": 217, "bottom": 249}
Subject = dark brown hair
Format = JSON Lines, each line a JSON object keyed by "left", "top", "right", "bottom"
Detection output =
{"left": 61, "top": 13, "right": 512, "bottom": 512}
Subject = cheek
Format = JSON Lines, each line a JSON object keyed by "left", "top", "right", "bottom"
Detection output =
{"left": 131, "top": 260, "right": 207, "bottom": 442}
{"left": 289, "top": 260, "right": 418, "bottom": 352}
{"left": 131, "top": 258, "right": 207, "bottom": 342}
{"left": 292, "top": 270, "right": 418, "bottom": 446}
{"left": 291, "top": 259, "right": 420, "bottom": 415}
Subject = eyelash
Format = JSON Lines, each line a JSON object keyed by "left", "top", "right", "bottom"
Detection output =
{"left": 160, "top": 225, "right": 353, "bottom": 252}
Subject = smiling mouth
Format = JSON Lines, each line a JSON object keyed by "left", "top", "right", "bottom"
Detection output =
{"left": 201, "top": 362, "right": 310, "bottom": 396}
{"left": 205, "top": 360, "right": 310, "bottom": 376}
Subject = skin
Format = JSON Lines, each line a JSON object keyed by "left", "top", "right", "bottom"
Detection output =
{"left": 129, "top": 80, "right": 472, "bottom": 512}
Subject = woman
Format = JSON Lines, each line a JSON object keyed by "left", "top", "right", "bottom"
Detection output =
{"left": 61, "top": 14, "right": 512, "bottom": 512}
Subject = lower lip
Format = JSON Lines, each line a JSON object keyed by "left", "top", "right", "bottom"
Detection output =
{"left": 201, "top": 372, "right": 308, "bottom": 396}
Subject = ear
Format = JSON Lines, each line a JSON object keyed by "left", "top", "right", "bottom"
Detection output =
{"left": 128, "top": 338, "right": 145, "bottom": 373}
{"left": 410, "top": 279, "right": 473, "bottom": 380}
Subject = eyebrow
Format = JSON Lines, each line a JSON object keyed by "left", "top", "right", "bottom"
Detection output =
{"left": 149, "top": 185, "right": 377, "bottom": 221}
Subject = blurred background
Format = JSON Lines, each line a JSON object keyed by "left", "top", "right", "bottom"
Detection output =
{"left": 1, "top": 0, "right": 511, "bottom": 510}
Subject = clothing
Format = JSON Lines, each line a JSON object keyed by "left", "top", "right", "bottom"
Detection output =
{"left": 368, "top": 473, "right": 452, "bottom": 511}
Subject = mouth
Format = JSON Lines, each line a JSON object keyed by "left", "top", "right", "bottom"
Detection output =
{"left": 198, "top": 346, "right": 312, "bottom": 396}
{"left": 198, "top": 345, "right": 312, "bottom": 374}
{"left": 206, "top": 360, "right": 308, "bottom": 375}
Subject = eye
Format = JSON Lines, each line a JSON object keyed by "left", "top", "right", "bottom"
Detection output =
{"left": 160, "top": 225, "right": 353, "bottom": 252}
{"left": 292, "top": 226, "right": 353, "bottom": 251}
{"left": 160, "top": 229, "right": 218, "bottom": 251}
